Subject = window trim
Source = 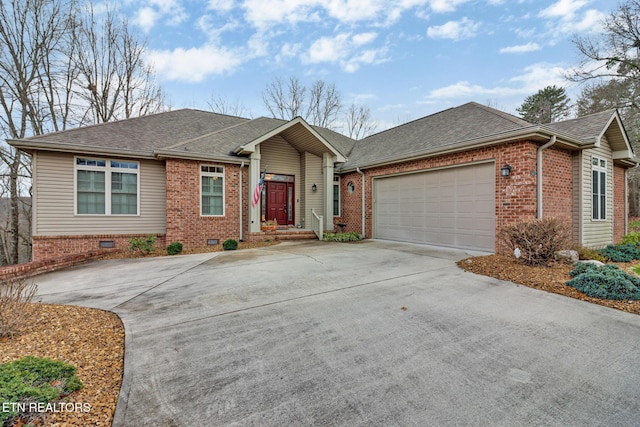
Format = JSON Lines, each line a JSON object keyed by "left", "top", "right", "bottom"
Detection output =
{"left": 333, "top": 175, "right": 340, "bottom": 217}
{"left": 591, "top": 156, "right": 607, "bottom": 221}
{"left": 74, "top": 156, "right": 140, "bottom": 216}
{"left": 200, "top": 165, "right": 225, "bottom": 217}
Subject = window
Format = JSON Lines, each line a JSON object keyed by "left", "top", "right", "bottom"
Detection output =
{"left": 592, "top": 156, "right": 607, "bottom": 220}
{"left": 201, "top": 165, "right": 225, "bottom": 216}
{"left": 75, "top": 158, "right": 139, "bottom": 215}
{"left": 333, "top": 175, "right": 340, "bottom": 216}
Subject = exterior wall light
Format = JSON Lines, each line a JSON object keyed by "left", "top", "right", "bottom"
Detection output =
{"left": 501, "top": 164, "right": 512, "bottom": 177}
{"left": 311, "top": 183, "right": 317, "bottom": 192}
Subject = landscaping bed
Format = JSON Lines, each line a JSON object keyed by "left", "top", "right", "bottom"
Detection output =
{"left": 457, "top": 254, "right": 640, "bottom": 315}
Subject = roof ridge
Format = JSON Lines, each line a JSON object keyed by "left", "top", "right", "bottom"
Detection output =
{"left": 162, "top": 116, "right": 254, "bottom": 150}
{"left": 466, "top": 101, "right": 530, "bottom": 127}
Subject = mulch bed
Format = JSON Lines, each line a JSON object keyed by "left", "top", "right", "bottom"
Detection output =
{"left": 457, "top": 255, "right": 640, "bottom": 315}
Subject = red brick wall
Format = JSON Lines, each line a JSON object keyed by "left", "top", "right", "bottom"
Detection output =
{"left": 338, "top": 141, "right": 577, "bottom": 253}
{"left": 165, "top": 159, "right": 244, "bottom": 249}
{"left": 613, "top": 165, "right": 627, "bottom": 243}
{"left": 32, "top": 234, "right": 166, "bottom": 260}
{"left": 540, "top": 147, "right": 573, "bottom": 222}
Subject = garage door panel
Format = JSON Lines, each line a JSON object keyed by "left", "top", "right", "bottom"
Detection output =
{"left": 374, "top": 163, "right": 495, "bottom": 252}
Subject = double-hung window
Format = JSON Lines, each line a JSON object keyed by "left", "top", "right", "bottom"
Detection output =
{"left": 591, "top": 156, "right": 607, "bottom": 220}
{"left": 75, "top": 158, "right": 139, "bottom": 215}
{"left": 333, "top": 175, "right": 340, "bottom": 216}
{"left": 201, "top": 165, "right": 225, "bottom": 216}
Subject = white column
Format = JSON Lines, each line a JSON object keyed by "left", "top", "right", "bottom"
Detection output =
{"left": 249, "top": 147, "right": 262, "bottom": 233}
{"left": 323, "top": 153, "right": 335, "bottom": 230}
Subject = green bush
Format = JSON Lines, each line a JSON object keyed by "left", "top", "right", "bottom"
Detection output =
{"left": 621, "top": 232, "right": 640, "bottom": 245}
{"left": 166, "top": 242, "right": 183, "bottom": 256}
{"left": 575, "top": 246, "right": 608, "bottom": 262}
{"left": 222, "top": 239, "right": 238, "bottom": 250}
{"left": 598, "top": 243, "right": 640, "bottom": 262}
{"left": 567, "top": 263, "right": 640, "bottom": 300}
{"left": 0, "top": 356, "right": 83, "bottom": 424}
{"left": 129, "top": 235, "right": 157, "bottom": 255}
{"left": 322, "top": 232, "right": 362, "bottom": 242}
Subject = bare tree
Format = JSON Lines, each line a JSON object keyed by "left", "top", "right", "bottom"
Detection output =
{"left": 0, "top": 0, "right": 165, "bottom": 265}
{"left": 306, "top": 80, "right": 341, "bottom": 129}
{"left": 262, "top": 76, "right": 306, "bottom": 120}
{"left": 207, "top": 92, "right": 250, "bottom": 117}
{"left": 72, "top": 2, "right": 165, "bottom": 124}
{"left": 345, "top": 103, "right": 377, "bottom": 139}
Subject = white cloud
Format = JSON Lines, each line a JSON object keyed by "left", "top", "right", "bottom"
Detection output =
{"left": 147, "top": 45, "right": 244, "bottom": 82}
{"left": 423, "top": 62, "right": 571, "bottom": 101}
{"left": 428, "top": 0, "right": 472, "bottom": 13}
{"left": 538, "top": 0, "right": 588, "bottom": 19}
{"left": 499, "top": 42, "right": 541, "bottom": 54}
{"left": 207, "top": 0, "right": 235, "bottom": 12}
{"left": 427, "top": 17, "right": 479, "bottom": 40}
{"left": 133, "top": 0, "right": 187, "bottom": 32}
{"left": 133, "top": 7, "right": 158, "bottom": 33}
{"left": 303, "top": 32, "right": 387, "bottom": 72}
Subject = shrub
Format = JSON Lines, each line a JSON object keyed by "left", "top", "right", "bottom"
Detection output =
{"left": 166, "top": 242, "right": 183, "bottom": 256}
{"left": 129, "top": 235, "right": 157, "bottom": 255}
{"left": 222, "top": 239, "right": 238, "bottom": 251}
{"left": 598, "top": 243, "right": 640, "bottom": 262}
{"left": 0, "top": 356, "right": 83, "bottom": 424}
{"left": 567, "top": 263, "right": 640, "bottom": 300}
{"left": 573, "top": 245, "right": 608, "bottom": 262}
{"left": 323, "top": 231, "right": 362, "bottom": 242}
{"left": 0, "top": 278, "right": 37, "bottom": 338}
{"left": 621, "top": 232, "right": 640, "bottom": 245}
{"left": 500, "top": 218, "right": 572, "bottom": 266}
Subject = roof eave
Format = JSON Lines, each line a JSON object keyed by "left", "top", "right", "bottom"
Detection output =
{"left": 340, "top": 127, "right": 585, "bottom": 172}
{"left": 8, "top": 139, "right": 156, "bottom": 159}
{"left": 154, "top": 149, "right": 247, "bottom": 164}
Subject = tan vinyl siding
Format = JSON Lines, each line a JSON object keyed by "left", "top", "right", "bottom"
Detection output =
{"left": 260, "top": 135, "right": 302, "bottom": 224}
{"left": 304, "top": 153, "right": 323, "bottom": 228}
{"left": 581, "top": 141, "right": 613, "bottom": 247}
{"left": 34, "top": 151, "right": 166, "bottom": 236}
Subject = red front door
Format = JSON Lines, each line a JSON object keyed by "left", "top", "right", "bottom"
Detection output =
{"left": 266, "top": 181, "right": 294, "bottom": 225}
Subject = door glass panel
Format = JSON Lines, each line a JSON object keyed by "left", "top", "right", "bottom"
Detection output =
{"left": 287, "top": 186, "right": 293, "bottom": 222}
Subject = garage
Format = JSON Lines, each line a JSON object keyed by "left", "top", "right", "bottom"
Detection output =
{"left": 373, "top": 162, "right": 495, "bottom": 251}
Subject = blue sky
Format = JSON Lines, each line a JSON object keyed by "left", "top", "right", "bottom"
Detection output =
{"left": 114, "top": 0, "right": 613, "bottom": 132}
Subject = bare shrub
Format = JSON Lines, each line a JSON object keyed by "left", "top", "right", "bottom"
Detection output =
{"left": 0, "top": 278, "right": 37, "bottom": 338}
{"left": 500, "top": 218, "right": 573, "bottom": 266}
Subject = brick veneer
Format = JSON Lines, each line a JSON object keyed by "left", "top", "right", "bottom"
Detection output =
{"left": 338, "top": 140, "right": 575, "bottom": 254}
{"left": 165, "top": 159, "right": 244, "bottom": 249}
{"left": 613, "top": 165, "right": 627, "bottom": 243}
{"left": 32, "top": 234, "right": 166, "bottom": 260}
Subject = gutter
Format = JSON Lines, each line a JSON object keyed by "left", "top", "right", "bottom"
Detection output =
{"left": 357, "top": 167, "right": 366, "bottom": 238}
{"left": 537, "top": 135, "right": 557, "bottom": 219}
{"left": 239, "top": 161, "right": 245, "bottom": 241}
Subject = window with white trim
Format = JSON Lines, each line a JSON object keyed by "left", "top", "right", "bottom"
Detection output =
{"left": 75, "top": 157, "right": 139, "bottom": 215}
{"left": 333, "top": 175, "right": 340, "bottom": 216}
{"left": 591, "top": 156, "right": 606, "bottom": 220}
{"left": 201, "top": 165, "right": 225, "bottom": 216}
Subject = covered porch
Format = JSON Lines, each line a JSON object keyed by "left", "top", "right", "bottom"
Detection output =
{"left": 235, "top": 117, "right": 346, "bottom": 239}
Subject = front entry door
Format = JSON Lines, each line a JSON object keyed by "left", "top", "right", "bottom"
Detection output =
{"left": 266, "top": 181, "right": 294, "bottom": 225}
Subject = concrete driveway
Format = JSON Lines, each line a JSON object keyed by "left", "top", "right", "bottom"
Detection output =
{"left": 35, "top": 240, "right": 640, "bottom": 426}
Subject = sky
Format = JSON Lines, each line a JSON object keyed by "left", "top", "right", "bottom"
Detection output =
{"left": 113, "top": 0, "right": 614, "bottom": 133}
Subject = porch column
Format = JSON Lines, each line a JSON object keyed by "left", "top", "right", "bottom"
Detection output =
{"left": 249, "top": 147, "right": 262, "bottom": 233}
{"left": 323, "top": 153, "right": 335, "bottom": 230}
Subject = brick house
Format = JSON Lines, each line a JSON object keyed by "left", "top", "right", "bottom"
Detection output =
{"left": 8, "top": 102, "right": 636, "bottom": 260}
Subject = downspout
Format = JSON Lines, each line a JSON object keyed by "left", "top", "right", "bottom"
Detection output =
{"left": 357, "top": 167, "right": 366, "bottom": 238}
{"left": 537, "top": 135, "right": 557, "bottom": 219}
{"left": 239, "top": 161, "right": 244, "bottom": 241}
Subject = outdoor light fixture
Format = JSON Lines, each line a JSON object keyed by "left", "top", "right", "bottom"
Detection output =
{"left": 311, "top": 183, "right": 317, "bottom": 192}
{"left": 501, "top": 164, "right": 512, "bottom": 177}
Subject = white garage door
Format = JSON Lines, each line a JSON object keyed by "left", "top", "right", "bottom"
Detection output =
{"left": 374, "top": 163, "right": 495, "bottom": 251}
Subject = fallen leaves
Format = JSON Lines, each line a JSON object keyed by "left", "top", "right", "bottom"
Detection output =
{"left": 0, "top": 303, "right": 124, "bottom": 426}
{"left": 457, "top": 255, "right": 640, "bottom": 315}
